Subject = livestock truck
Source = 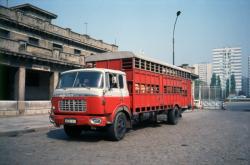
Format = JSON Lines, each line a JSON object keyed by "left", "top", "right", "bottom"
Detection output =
{"left": 50, "top": 51, "right": 195, "bottom": 141}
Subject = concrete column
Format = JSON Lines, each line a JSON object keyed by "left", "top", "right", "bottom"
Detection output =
{"left": 15, "top": 66, "right": 26, "bottom": 114}
{"left": 49, "top": 71, "right": 59, "bottom": 98}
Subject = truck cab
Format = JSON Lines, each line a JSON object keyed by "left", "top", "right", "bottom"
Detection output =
{"left": 50, "top": 68, "right": 131, "bottom": 140}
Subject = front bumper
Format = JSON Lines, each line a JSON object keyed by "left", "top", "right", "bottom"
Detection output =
{"left": 51, "top": 114, "right": 108, "bottom": 127}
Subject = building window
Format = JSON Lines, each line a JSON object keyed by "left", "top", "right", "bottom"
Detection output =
{"left": 19, "top": 40, "right": 27, "bottom": 51}
{"left": 74, "top": 49, "right": 81, "bottom": 55}
{"left": 0, "top": 29, "right": 10, "bottom": 38}
{"left": 52, "top": 43, "right": 63, "bottom": 50}
{"left": 28, "top": 37, "right": 39, "bottom": 46}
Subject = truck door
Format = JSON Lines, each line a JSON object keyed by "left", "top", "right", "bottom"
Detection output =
{"left": 104, "top": 72, "right": 122, "bottom": 114}
{"left": 118, "top": 74, "right": 125, "bottom": 102}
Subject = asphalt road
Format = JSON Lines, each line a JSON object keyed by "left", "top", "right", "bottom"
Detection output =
{"left": 225, "top": 101, "right": 250, "bottom": 111}
{"left": 0, "top": 110, "right": 249, "bottom": 165}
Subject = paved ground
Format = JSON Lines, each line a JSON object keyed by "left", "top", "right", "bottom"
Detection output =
{"left": 225, "top": 101, "right": 250, "bottom": 111}
{"left": 0, "top": 114, "right": 52, "bottom": 136}
{"left": 0, "top": 110, "right": 249, "bottom": 165}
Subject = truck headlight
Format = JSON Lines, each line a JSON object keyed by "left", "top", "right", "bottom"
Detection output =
{"left": 90, "top": 118, "right": 102, "bottom": 125}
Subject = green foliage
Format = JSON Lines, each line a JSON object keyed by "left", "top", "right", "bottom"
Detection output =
{"left": 180, "top": 64, "right": 189, "bottom": 67}
{"left": 210, "top": 73, "right": 217, "bottom": 87}
{"left": 226, "top": 79, "right": 229, "bottom": 97}
{"left": 230, "top": 74, "right": 236, "bottom": 94}
{"left": 216, "top": 75, "right": 222, "bottom": 98}
{"left": 225, "top": 74, "right": 236, "bottom": 97}
{"left": 216, "top": 75, "right": 221, "bottom": 87}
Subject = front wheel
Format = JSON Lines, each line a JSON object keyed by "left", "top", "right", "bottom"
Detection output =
{"left": 108, "top": 112, "right": 127, "bottom": 141}
{"left": 167, "top": 106, "right": 180, "bottom": 125}
{"left": 64, "top": 125, "right": 82, "bottom": 138}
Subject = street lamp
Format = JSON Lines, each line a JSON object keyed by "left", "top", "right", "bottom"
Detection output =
{"left": 84, "top": 22, "right": 88, "bottom": 35}
{"left": 172, "top": 11, "right": 181, "bottom": 65}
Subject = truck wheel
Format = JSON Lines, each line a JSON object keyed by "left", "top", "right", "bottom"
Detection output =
{"left": 108, "top": 112, "right": 127, "bottom": 141}
{"left": 167, "top": 106, "right": 179, "bottom": 125}
{"left": 64, "top": 125, "right": 82, "bottom": 138}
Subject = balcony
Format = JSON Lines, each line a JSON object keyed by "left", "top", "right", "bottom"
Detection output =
{"left": 0, "top": 37, "right": 84, "bottom": 67}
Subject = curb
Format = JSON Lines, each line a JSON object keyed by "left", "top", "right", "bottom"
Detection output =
{"left": 0, "top": 125, "right": 54, "bottom": 137}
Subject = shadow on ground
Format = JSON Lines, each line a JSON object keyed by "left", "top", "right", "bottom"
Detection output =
{"left": 46, "top": 121, "right": 167, "bottom": 142}
{"left": 46, "top": 128, "right": 109, "bottom": 142}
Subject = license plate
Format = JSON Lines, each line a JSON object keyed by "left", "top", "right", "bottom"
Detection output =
{"left": 64, "top": 118, "right": 77, "bottom": 124}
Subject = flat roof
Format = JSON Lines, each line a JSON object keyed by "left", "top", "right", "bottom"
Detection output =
{"left": 11, "top": 3, "right": 57, "bottom": 19}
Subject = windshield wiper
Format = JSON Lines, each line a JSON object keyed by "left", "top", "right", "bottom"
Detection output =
{"left": 80, "top": 84, "right": 91, "bottom": 89}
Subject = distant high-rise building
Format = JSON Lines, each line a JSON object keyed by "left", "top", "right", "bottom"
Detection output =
{"left": 193, "top": 63, "right": 212, "bottom": 85}
{"left": 241, "top": 76, "right": 248, "bottom": 96}
{"left": 212, "top": 47, "right": 242, "bottom": 94}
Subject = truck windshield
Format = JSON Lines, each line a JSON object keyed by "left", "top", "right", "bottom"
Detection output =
{"left": 57, "top": 71, "right": 103, "bottom": 88}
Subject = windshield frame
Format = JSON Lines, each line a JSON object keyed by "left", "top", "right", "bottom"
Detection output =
{"left": 57, "top": 70, "right": 104, "bottom": 89}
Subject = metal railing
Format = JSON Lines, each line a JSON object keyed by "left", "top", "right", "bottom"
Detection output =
{"left": 194, "top": 86, "right": 223, "bottom": 109}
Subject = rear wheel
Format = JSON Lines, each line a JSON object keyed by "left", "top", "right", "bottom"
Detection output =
{"left": 108, "top": 112, "right": 127, "bottom": 141}
{"left": 167, "top": 106, "right": 180, "bottom": 125}
{"left": 64, "top": 125, "right": 82, "bottom": 138}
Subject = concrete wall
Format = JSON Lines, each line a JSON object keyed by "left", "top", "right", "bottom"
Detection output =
{"left": 0, "top": 101, "right": 18, "bottom": 116}
{"left": 24, "top": 101, "right": 51, "bottom": 115}
{"left": 0, "top": 101, "right": 50, "bottom": 116}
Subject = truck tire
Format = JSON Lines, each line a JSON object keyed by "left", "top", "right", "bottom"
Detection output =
{"left": 108, "top": 112, "right": 127, "bottom": 141}
{"left": 64, "top": 125, "right": 82, "bottom": 138}
{"left": 167, "top": 106, "right": 179, "bottom": 125}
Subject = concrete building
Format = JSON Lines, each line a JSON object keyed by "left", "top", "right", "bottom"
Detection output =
{"left": 212, "top": 47, "right": 242, "bottom": 94}
{"left": 179, "top": 64, "right": 195, "bottom": 74}
{"left": 0, "top": 4, "right": 118, "bottom": 116}
{"left": 193, "top": 63, "right": 212, "bottom": 86}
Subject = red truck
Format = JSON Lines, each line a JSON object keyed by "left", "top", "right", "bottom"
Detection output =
{"left": 50, "top": 51, "right": 194, "bottom": 141}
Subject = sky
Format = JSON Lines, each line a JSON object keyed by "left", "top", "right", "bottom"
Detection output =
{"left": 1, "top": 0, "right": 250, "bottom": 75}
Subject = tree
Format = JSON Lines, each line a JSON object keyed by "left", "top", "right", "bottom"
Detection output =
{"left": 216, "top": 75, "right": 221, "bottom": 87}
{"left": 216, "top": 75, "right": 222, "bottom": 98}
{"left": 226, "top": 79, "right": 230, "bottom": 97}
{"left": 230, "top": 74, "right": 236, "bottom": 94}
{"left": 180, "top": 64, "right": 189, "bottom": 67}
{"left": 210, "top": 73, "right": 216, "bottom": 87}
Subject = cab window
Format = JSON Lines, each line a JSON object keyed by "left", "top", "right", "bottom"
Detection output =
{"left": 106, "top": 73, "right": 118, "bottom": 89}
{"left": 118, "top": 75, "right": 124, "bottom": 89}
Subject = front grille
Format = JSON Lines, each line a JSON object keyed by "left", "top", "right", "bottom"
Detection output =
{"left": 59, "top": 100, "right": 87, "bottom": 112}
